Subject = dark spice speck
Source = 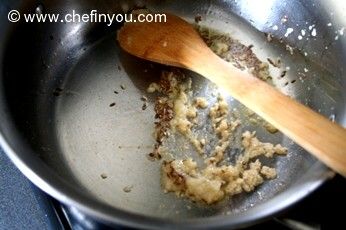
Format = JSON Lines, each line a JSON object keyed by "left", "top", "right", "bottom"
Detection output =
{"left": 101, "top": 173, "right": 107, "bottom": 179}
{"left": 280, "top": 70, "right": 287, "bottom": 78}
{"left": 194, "top": 15, "right": 202, "bottom": 23}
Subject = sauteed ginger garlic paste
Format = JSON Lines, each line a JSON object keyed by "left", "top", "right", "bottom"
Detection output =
{"left": 146, "top": 26, "right": 287, "bottom": 204}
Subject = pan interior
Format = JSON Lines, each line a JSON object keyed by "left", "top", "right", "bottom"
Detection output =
{"left": 3, "top": 0, "right": 345, "bottom": 221}
{"left": 54, "top": 9, "right": 342, "bottom": 219}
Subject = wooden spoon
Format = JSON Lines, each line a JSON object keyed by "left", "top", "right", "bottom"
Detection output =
{"left": 117, "top": 14, "right": 346, "bottom": 176}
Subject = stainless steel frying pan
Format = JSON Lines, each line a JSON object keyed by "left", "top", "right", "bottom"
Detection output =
{"left": 0, "top": 0, "right": 345, "bottom": 229}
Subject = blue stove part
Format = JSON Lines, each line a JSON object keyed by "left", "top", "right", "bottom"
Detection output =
{"left": 0, "top": 148, "right": 63, "bottom": 230}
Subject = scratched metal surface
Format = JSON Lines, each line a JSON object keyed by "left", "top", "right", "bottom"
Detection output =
{"left": 0, "top": 0, "right": 345, "bottom": 229}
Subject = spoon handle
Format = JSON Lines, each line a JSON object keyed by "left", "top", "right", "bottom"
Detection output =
{"left": 191, "top": 52, "right": 346, "bottom": 176}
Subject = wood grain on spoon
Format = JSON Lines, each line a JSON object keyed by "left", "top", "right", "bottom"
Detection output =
{"left": 117, "top": 14, "right": 346, "bottom": 176}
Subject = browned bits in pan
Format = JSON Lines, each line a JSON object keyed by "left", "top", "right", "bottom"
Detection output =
{"left": 264, "top": 33, "right": 273, "bottom": 42}
{"left": 194, "top": 15, "right": 202, "bottom": 23}
{"left": 142, "top": 103, "right": 147, "bottom": 111}
{"left": 148, "top": 152, "right": 155, "bottom": 159}
{"left": 163, "top": 161, "right": 186, "bottom": 187}
{"left": 154, "top": 98, "right": 173, "bottom": 143}
{"left": 148, "top": 145, "right": 162, "bottom": 161}
{"left": 277, "top": 58, "right": 282, "bottom": 66}
{"left": 267, "top": 58, "right": 281, "bottom": 68}
{"left": 158, "top": 72, "right": 176, "bottom": 94}
{"left": 197, "top": 26, "right": 273, "bottom": 81}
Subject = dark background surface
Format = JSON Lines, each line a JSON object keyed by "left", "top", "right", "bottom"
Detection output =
{"left": 1, "top": 146, "right": 345, "bottom": 230}
{"left": 0, "top": 148, "right": 62, "bottom": 230}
